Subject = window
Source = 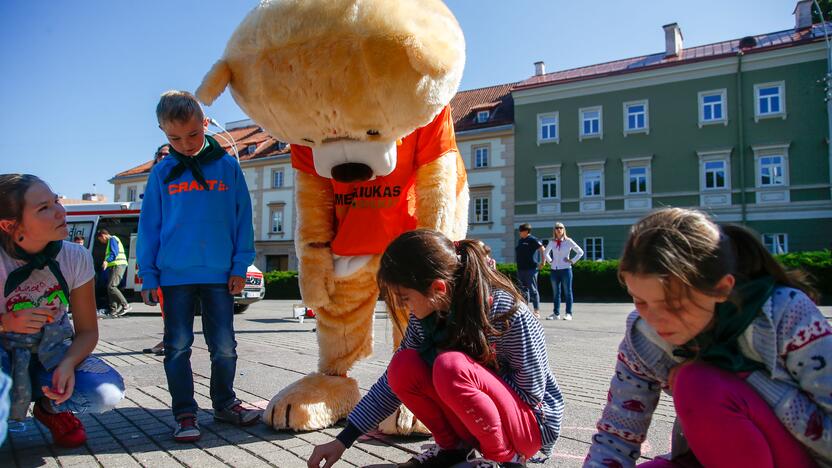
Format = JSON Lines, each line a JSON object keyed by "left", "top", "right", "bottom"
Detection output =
{"left": 754, "top": 82, "right": 786, "bottom": 120}
{"left": 752, "top": 143, "right": 790, "bottom": 204}
{"left": 474, "top": 146, "right": 489, "bottom": 168}
{"left": 127, "top": 186, "right": 136, "bottom": 202}
{"left": 704, "top": 160, "right": 727, "bottom": 189}
{"left": 473, "top": 196, "right": 490, "bottom": 223}
{"left": 269, "top": 206, "right": 285, "bottom": 233}
{"left": 537, "top": 112, "right": 559, "bottom": 144}
{"left": 583, "top": 170, "right": 601, "bottom": 197}
{"left": 762, "top": 234, "right": 788, "bottom": 255}
{"left": 699, "top": 90, "right": 727, "bottom": 126}
{"left": 541, "top": 174, "right": 558, "bottom": 200}
{"left": 579, "top": 106, "right": 602, "bottom": 140}
{"left": 623, "top": 101, "right": 648, "bottom": 134}
{"left": 759, "top": 156, "right": 785, "bottom": 186}
{"left": 628, "top": 167, "right": 648, "bottom": 194}
{"left": 272, "top": 170, "right": 285, "bottom": 188}
{"left": 476, "top": 110, "right": 490, "bottom": 123}
{"left": 584, "top": 237, "right": 604, "bottom": 261}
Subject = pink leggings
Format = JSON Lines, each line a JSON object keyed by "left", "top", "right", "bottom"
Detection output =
{"left": 639, "top": 363, "right": 816, "bottom": 468}
{"left": 388, "top": 349, "right": 542, "bottom": 462}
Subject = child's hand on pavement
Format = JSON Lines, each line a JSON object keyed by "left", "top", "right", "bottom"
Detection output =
{"left": 308, "top": 440, "right": 346, "bottom": 468}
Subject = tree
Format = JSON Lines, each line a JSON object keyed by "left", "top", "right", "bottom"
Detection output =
{"left": 813, "top": 0, "right": 832, "bottom": 23}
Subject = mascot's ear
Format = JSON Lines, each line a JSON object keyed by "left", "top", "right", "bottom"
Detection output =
{"left": 196, "top": 59, "right": 231, "bottom": 105}
{"left": 402, "top": 33, "right": 461, "bottom": 79}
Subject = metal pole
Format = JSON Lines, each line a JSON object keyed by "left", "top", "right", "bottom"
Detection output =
{"left": 736, "top": 51, "right": 747, "bottom": 224}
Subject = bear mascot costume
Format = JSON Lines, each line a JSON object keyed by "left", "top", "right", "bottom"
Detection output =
{"left": 197, "top": 0, "right": 468, "bottom": 433}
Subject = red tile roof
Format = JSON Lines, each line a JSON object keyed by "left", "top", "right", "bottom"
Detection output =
{"left": 113, "top": 126, "right": 290, "bottom": 179}
{"left": 516, "top": 24, "right": 829, "bottom": 91}
{"left": 450, "top": 82, "right": 517, "bottom": 133}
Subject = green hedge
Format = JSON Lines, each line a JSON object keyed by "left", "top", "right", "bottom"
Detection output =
{"left": 263, "top": 250, "right": 831, "bottom": 304}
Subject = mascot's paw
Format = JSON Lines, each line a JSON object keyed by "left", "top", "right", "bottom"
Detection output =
{"left": 263, "top": 373, "right": 360, "bottom": 431}
{"left": 377, "top": 404, "right": 431, "bottom": 436}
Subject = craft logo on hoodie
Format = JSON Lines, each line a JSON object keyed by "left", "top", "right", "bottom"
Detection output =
{"left": 168, "top": 180, "right": 229, "bottom": 195}
{"left": 334, "top": 184, "right": 402, "bottom": 209}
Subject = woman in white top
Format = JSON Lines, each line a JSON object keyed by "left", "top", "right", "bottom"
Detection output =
{"left": 543, "top": 223, "right": 583, "bottom": 320}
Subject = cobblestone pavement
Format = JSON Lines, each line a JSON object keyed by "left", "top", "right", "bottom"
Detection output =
{"left": 4, "top": 300, "right": 829, "bottom": 467}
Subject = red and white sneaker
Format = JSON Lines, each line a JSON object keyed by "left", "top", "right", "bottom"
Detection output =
{"left": 33, "top": 401, "right": 87, "bottom": 448}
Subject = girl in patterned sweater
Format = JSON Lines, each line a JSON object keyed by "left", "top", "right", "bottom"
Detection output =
{"left": 309, "top": 229, "right": 564, "bottom": 468}
{"left": 586, "top": 208, "right": 831, "bottom": 468}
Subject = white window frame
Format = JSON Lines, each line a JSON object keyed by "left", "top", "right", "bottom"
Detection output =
{"left": 583, "top": 237, "right": 604, "bottom": 261}
{"left": 272, "top": 169, "right": 285, "bottom": 189}
{"left": 535, "top": 164, "right": 561, "bottom": 215}
{"left": 754, "top": 81, "right": 786, "bottom": 121}
{"left": 578, "top": 160, "right": 606, "bottom": 212}
{"left": 579, "top": 106, "right": 603, "bottom": 140}
{"left": 752, "top": 143, "right": 790, "bottom": 204}
{"left": 269, "top": 205, "right": 285, "bottom": 234}
{"left": 473, "top": 145, "right": 489, "bottom": 169}
{"left": 537, "top": 112, "right": 559, "bottom": 144}
{"left": 127, "top": 186, "right": 137, "bottom": 202}
{"left": 697, "top": 149, "right": 732, "bottom": 207}
{"left": 623, "top": 100, "right": 649, "bottom": 135}
{"left": 476, "top": 110, "right": 490, "bottom": 123}
{"left": 698, "top": 89, "right": 728, "bottom": 127}
{"left": 762, "top": 233, "right": 788, "bottom": 255}
{"left": 473, "top": 195, "right": 490, "bottom": 223}
{"left": 621, "top": 156, "right": 652, "bottom": 210}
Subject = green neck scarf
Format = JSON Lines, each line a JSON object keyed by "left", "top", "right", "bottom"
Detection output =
{"left": 418, "top": 310, "right": 453, "bottom": 367}
{"left": 673, "top": 276, "right": 775, "bottom": 372}
{"left": 5, "top": 241, "right": 68, "bottom": 301}
{"left": 163, "top": 134, "right": 226, "bottom": 189}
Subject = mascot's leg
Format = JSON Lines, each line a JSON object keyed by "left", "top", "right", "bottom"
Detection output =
{"left": 264, "top": 257, "right": 379, "bottom": 431}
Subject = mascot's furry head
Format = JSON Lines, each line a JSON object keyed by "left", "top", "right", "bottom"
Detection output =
{"left": 197, "top": 0, "right": 464, "bottom": 181}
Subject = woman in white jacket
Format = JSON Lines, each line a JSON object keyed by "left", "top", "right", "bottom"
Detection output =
{"left": 543, "top": 223, "right": 583, "bottom": 320}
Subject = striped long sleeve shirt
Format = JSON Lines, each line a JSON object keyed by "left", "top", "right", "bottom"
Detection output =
{"left": 336, "top": 289, "right": 565, "bottom": 456}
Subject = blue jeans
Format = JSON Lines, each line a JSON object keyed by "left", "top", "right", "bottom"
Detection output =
{"left": 517, "top": 269, "right": 540, "bottom": 311}
{"left": 161, "top": 283, "right": 238, "bottom": 418}
{"left": 0, "top": 370, "right": 10, "bottom": 444}
{"left": 550, "top": 268, "right": 574, "bottom": 316}
{"left": 29, "top": 356, "right": 125, "bottom": 414}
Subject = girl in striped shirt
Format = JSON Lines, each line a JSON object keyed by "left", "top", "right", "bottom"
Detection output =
{"left": 308, "top": 229, "right": 564, "bottom": 468}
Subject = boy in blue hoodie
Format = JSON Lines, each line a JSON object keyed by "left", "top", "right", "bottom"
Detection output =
{"left": 138, "top": 90, "right": 258, "bottom": 442}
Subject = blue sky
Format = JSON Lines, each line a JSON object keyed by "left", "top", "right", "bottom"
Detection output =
{"left": 0, "top": 0, "right": 799, "bottom": 199}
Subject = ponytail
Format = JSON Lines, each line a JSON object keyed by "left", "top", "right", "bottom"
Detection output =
{"left": 722, "top": 224, "right": 818, "bottom": 302}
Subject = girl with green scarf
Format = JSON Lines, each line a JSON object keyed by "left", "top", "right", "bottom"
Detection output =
{"left": 586, "top": 208, "right": 830, "bottom": 468}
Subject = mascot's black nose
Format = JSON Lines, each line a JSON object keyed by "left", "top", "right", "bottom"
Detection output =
{"left": 331, "top": 163, "right": 374, "bottom": 183}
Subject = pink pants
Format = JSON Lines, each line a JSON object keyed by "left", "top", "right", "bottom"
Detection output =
{"left": 639, "top": 363, "right": 816, "bottom": 468}
{"left": 388, "top": 349, "right": 542, "bottom": 462}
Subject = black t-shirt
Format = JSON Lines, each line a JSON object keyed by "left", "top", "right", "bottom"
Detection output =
{"left": 515, "top": 235, "right": 543, "bottom": 270}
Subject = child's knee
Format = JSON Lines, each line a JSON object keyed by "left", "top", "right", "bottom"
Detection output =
{"left": 87, "top": 382, "right": 125, "bottom": 413}
{"left": 388, "top": 349, "right": 425, "bottom": 393}
{"left": 73, "top": 360, "right": 125, "bottom": 413}
{"left": 672, "top": 362, "right": 732, "bottom": 411}
{"left": 432, "top": 351, "right": 472, "bottom": 394}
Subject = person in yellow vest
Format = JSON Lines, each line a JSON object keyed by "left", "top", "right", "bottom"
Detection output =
{"left": 96, "top": 229, "right": 130, "bottom": 317}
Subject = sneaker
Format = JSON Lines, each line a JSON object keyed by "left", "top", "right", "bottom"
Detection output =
{"left": 33, "top": 400, "right": 87, "bottom": 448}
{"left": 96, "top": 309, "right": 109, "bottom": 319}
{"left": 122, "top": 304, "right": 133, "bottom": 313}
{"left": 565, "top": 314, "right": 573, "bottom": 321}
{"left": 398, "top": 444, "right": 471, "bottom": 467}
{"left": 213, "top": 402, "right": 261, "bottom": 426}
{"left": 111, "top": 305, "right": 128, "bottom": 317}
{"left": 173, "top": 415, "right": 201, "bottom": 442}
{"left": 545, "top": 314, "right": 558, "bottom": 321}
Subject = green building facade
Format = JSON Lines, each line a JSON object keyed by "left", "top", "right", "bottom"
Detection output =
{"left": 512, "top": 24, "right": 831, "bottom": 260}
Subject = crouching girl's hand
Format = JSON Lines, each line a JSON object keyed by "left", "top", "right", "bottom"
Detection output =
{"left": 308, "top": 439, "right": 346, "bottom": 468}
{"left": 1, "top": 306, "right": 57, "bottom": 334}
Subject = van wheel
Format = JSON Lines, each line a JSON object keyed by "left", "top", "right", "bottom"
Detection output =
{"left": 233, "top": 304, "right": 249, "bottom": 314}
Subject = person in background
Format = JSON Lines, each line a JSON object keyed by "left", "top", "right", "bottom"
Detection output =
{"left": 72, "top": 235, "right": 85, "bottom": 246}
{"left": 543, "top": 223, "right": 583, "bottom": 321}
{"left": 514, "top": 223, "right": 544, "bottom": 319}
{"left": 96, "top": 229, "right": 130, "bottom": 317}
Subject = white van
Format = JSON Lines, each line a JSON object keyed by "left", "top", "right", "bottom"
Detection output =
{"left": 64, "top": 202, "right": 265, "bottom": 313}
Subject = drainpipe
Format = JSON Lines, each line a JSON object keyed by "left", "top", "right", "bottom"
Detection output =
{"left": 812, "top": 1, "right": 832, "bottom": 200}
{"left": 736, "top": 51, "right": 747, "bottom": 224}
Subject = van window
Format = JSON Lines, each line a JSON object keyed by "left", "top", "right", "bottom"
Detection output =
{"left": 66, "top": 222, "right": 94, "bottom": 249}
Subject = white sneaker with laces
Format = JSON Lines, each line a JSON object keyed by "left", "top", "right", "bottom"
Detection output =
{"left": 545, "top": 314, "right": 557, "bottom": 321}
{"left": 565, "top": 313, "right": 573, "bottom": 321}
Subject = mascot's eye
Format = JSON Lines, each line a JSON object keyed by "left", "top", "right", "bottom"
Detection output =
{"left": 366, "top": 130, "right": 380, "bottom": 136}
